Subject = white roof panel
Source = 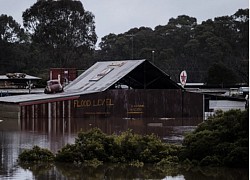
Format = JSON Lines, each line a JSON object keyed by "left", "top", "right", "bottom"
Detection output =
{"left": 64, "top": 59, "right": 145, "bottom": 93}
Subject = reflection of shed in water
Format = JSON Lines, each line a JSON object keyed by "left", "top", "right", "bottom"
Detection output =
{"left": 0, "top": 60, "right": 203, "bottom": 135}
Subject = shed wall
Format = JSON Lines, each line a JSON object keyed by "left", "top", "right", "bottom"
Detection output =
{"left": 72, "top": 89, "right": 203, "bottom": 126}
{"left": 0, "top": 89, "right": 203, "bottom": 137}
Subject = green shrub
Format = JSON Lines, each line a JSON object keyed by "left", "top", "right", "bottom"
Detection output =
{"left": 181, "top": 109, "right": 249, "bottom": 167}
{"left": 83, "top": 158, "right": 103, "bottom": 167}
{"left": 20, "top": 111, "right": 249, "bottom": 169}
{"left": 55, "top": 128, "right": 179, "bottom": 165}
{"left": 182, "top": 130, "right": 220, "bottom": 161}
{"left": 156, "top": 156, "right": 179, "bottom": 167}
{"left": 56, "top": 128, "right": 117, "bottom": 163}
{"left": 223, "top": 147, "right": 249, "bottom": 168}
{"left": 18, "top": 145, "right": 55, "bottom": 162}
{"left": 115, "top": 130, "right": 178, "bottom": 163}
{"left": 129, "top": 160, "right": 144, "bottom": 167}
{"left": 200, "top": 156, "right": 221, "bottom": 166}
{"left": 55, "top": 144, "right": 81, "bottom": 163}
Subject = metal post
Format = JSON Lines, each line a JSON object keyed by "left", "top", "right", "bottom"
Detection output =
{"left": 126, "top": 34, "right": 135, "bottom": 59}
{"left": 48, "top": 103, "right": 51, "bottom": 133}
{"left": 131, "top": 36, "right": 134, "bottom": 59}
{"left": 144, "top": 62, "right": 146, "bottom": 89}
{"left": 152, "top": 50, "right": 155, "bottom": 64}
{"left": 28, "top": 80, "right": 31, "bottom": 94}
{"left": 181, "top": 90, "right": 184, "bottom": 126}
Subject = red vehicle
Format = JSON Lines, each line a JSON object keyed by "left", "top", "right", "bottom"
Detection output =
{"left": 44, "top": 80, "right": 63, "bottom": 94}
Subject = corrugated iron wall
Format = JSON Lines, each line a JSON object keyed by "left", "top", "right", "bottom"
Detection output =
{"left": 12, "top": 89, "right": 203, "bottom": 137}
{"left": 72, "top": 89, "right": 203, "bottom": 126}
{"left": 18, "top": 89, "right": 203, "bottom": 135}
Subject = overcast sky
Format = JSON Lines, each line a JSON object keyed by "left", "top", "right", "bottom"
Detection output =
{"left": 0, "top": 0, "right": 248, "bottom": 46}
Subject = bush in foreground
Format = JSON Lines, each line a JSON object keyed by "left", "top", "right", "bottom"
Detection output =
{"left": 180, "top": 109, "right": 249, "bottom": 168}
{"left": 18, "top": 128, "right": 180, "bottom": 166}
{"left": 18, "top": 145, "right": 55, "bottom": 162}
{"left": 55, "top": 128, "right": 180, "bottom": 165}
{"left": 18, "top": 109, "right": 248, "bottom": 168}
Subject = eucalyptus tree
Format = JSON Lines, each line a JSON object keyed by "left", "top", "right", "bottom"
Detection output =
{"left": 231, "top": 9, "right": 249, "bottom": 83}
{"left": 206, "top": 62, "right": 239, "bottom": 86}
{"left": 0, "top": 14, "right": 26, "bottom": 43}
{"left": 98, "top": 33, "right": 119, "bottom": 60}
{"left": 0, "top": 14, "right": 29, "bottom": 73}
{"left": 23, "top": 0, "right": 97, "bottom": 68}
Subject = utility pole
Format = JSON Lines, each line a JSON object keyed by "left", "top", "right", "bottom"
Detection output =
{"left": 126, "top": 34, "right": 135, "bottom": 59}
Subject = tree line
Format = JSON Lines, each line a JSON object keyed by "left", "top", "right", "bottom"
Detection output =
{"left": 96, "top": 9, "right": 249, "bottom": 84}
{"left": 0, "top": 0, "right": 248, "bottom": 85}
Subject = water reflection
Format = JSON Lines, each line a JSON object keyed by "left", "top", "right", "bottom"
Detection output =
{"left": 0, "top": 115, "right": 197, "bottom": 150}
{"left": 0, "top": 117, "right": 248, "bottom": 179}
{"left": 0, "top": 130, "right": 75, "bottom": 179}
{"left": 17, "top": 162, "right": 249, "bottom": 180}
{"left": 0, "top": 116, "right": 196, "bottom": 143}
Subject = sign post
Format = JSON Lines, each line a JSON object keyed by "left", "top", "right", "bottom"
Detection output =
{"left": 180, "top": 70, "right": 187, "bottom": 125}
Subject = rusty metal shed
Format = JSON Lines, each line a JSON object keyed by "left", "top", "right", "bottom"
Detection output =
{"left": 0, "top": 60, "right": 204, "bottom": 134}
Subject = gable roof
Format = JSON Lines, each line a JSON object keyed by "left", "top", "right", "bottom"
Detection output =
{"left": 64, "top": 59, "right": 181, "bottom": 93}
{"left": 0, "top": 59, "right": 181, "bottom": 104}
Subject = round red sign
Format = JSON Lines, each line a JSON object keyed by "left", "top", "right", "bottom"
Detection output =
{"left": 180, "top": 70, "right": 187, "bottom": 86}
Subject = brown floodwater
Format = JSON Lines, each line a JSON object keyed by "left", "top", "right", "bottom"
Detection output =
{"left": 0, "top": 117, "right": 248, "bottom": 180}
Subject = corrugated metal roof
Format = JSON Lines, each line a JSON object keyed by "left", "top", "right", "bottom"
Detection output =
{"left": 0, "top": 59, "right": 181, "bottom": 103}
{"left": 64, "top": 59, "right": 146, "bottom": 93}
{"left": 0, "top": 60, "right": 145, "bottom": 103}
{"left": 0, "top": 91, "right": 93, "bottom": 103}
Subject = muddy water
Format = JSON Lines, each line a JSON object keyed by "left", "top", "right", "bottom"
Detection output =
{"left": 0, "top": 117, "right": 248, "bottom": 179}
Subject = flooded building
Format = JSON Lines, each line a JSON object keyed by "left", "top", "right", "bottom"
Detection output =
{"left": 0, "top": 60, "right": 203, "bottom": 136}
{"left": 0, "top": 60, "right": 204, "bottom": 136}
{"left": 0, "top": 59, "right": 247, "bottom": 137}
